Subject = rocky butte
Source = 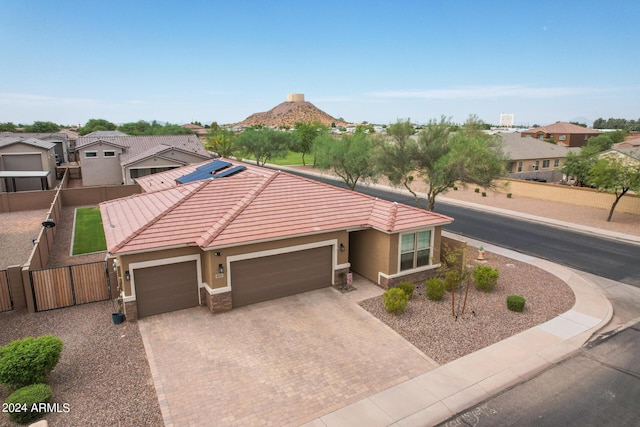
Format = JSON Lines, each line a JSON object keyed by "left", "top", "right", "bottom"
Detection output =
{"left": 235, "top": 94, "right": 351, "bottom": 128}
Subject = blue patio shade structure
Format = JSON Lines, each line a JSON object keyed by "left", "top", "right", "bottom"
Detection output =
{"left": 176, "top": 159, "right": 232, "bottom": 184}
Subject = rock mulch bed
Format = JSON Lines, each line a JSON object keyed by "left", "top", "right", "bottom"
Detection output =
{"left": 359, "top": 251, "right": 575, "bottom": 365}
{"left": 0, "top": 301, "right": 163, "bottom": 427}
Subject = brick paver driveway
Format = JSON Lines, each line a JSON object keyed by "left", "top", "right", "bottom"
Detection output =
{"left": 139, "top": 286, "right": 438, "bottom": 426}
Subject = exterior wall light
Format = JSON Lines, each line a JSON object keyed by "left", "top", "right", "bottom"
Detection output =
{"left": 218, "top": 264, "right": 224, "bottom": 274}
{"left": 125, "top": 270, "right": 130, "bottom": 281}
{"left": 340, "top": 243, "right": 345, "bottom": 252}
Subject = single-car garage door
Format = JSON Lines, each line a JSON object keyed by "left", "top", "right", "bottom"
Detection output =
{"left": 134, "top": 261, "right": 199, "bottom": 318}
{"left": 231, "top": 246, "right": 332, "bottom": 307}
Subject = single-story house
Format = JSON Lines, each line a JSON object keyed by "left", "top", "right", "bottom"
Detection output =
{"left": 521, "top": 122, "right": 599, "bottom": 147}
{"left": 498, "top": 132, "right": 579, "bottom": 180}
{"left": 75, "top": 134, "right": 212, "bottom": 186}
{"left": 0, "top": 136, "right": 57, "bottom": 192}
{"left": 100, "top": 159, "right": 453, "bottom": 319}
{"left": 0, "top": 131, "right": 70, "bottom": 164}
{"left": 598, "top": 147, "right": 640, "bottom": 164}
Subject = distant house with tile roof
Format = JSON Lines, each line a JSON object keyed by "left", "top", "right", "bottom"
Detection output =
{"left": 100, "top": 159, "right": 453, "bottom": 319}
{"left": 1, "top": 131, "right": 70, "bottom": 163}
{"left": 75, "top": 134, "right": 212, "bottom": 186}
{"left": 521, "top": 122, "right": 599, "bottom": 147}
{"left": 497, "top": 133, "right": 579, "bottom": 181}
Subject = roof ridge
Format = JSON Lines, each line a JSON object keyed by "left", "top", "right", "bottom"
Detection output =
{"left": 197, "top": 171, "right": 280, "bottom": 247}
{"left": 108, "top": 180, "right": 210, "bottom": 253}
{"left": 386, "top": 202, "right": 398, "bottom": 231}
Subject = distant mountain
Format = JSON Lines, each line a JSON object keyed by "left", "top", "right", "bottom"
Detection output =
{"left": 235, "top": 96, "right": 351, "bottom": 128}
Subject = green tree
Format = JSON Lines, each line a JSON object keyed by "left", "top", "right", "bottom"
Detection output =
{"left": 78, "top": 118, "right": 117, "bottom": 135}
{"left": 206, "top": 128, "right": 236, "bottom": 158}
{"left": 292, "top": 121, "right": 328, "bottom": 166}
{"left": 23, "top": 121, "right": 60, "bottom": 133}
{"left": 0, "top": 122, "right": 17, "bottom": 132}
{"left": 236, "top": 128, "right": 293, "bottom": 166}
{"left": 314, "top": 133, "right": 377, "bottom": 190}
{"left": 587, "top": 154, "right": 640, "bottom": 221}
{"left": 375, "top": 120, "right": 420, "bottom": 205}
{"left": 117, "top": 120, "right": 193, "bottom": 135}
{"left": 562, "top": 133, "right": 617, "bottom": 186}
{"left": 377, "top": 117, "right": 507, "bottom": 211}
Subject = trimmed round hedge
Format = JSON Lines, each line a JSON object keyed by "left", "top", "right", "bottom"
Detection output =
{"left": 507, "top": 295, "right": 526, "bottom": 312}
{"left": 5, "top": 383, "right": 52, "bottom": 424}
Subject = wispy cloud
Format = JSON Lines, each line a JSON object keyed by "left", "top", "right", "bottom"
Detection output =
{"left": 366, "top": 85, "right": 625, "bottom": 100}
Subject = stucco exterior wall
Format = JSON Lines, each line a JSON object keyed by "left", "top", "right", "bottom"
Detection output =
{"left": 499, "top": 179, "right": 640, "bottom": 215}
{"left": 123, "top": 151, "right": 210, "bottom": 185}
{"left": 78, "top": 144, "right": 124, "bottom": 186}
{"left": 349, "top": 229, "right": 393, "bottom": 283}
{"left": 0, "top": 142, "right": 57, "bottom": 190}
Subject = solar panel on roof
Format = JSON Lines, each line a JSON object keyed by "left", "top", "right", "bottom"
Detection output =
{"left": 212, "top": 165, "right": 246, "bottom": 178}
{"left": 176, "top": 159, "right": 232, "bottom": 183}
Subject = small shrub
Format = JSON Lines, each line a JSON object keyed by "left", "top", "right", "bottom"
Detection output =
{"left": 507, "top": 295, "right": 526, "bottom": 312}
{"left": 445, "top": 270, "right": 461, "bottom": 291}
{"left": 397, "top": 281, "right": 415, "bottom": 299}
{"left": 0, "top": 335, "right": 63, "bottom": 389}
{"left": 506, "top": 193, "right": 512, "bottom": 198}
{"left": 474, "top": 188, "right": 480, "bottom": 193}
{"left": 473, "top": 265, "right": 499, "bottom": 292}
{"left": 383, "top": 288, "right": 408, "bottom": 314}
{"left": 481, "top": 192, "right": 487, "bottom": 197}
{"left": 425, "top": 278, "right": 446, "bottom": 301}
{"left": 453, "top": 186, "right": 458, "bottom": 191}
{"left": 4, "top": 383, "right": 52, "bottom": 424}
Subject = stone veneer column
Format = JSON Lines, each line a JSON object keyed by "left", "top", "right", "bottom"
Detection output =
{"left": 123, "top": 301, "right": 138, "bottom": 321}
{"left": 205, "top": 291, "right": 232, "bottom": 313}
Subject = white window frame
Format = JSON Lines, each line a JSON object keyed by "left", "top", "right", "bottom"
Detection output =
{"left": 558, "top": 135, "right": 567, "bottom": 141}
{"left": 399, "top": 229, "right": 433, "bottom": 272}
{"left": 84, "top": 151, "right": 97, "bottom": 158}
{"left": 103, "top": 150, "right": 116, "bottom": 157}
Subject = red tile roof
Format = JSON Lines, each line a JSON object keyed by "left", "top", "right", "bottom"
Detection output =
{"left": 522, "top": 122, "right": 600, "bottom": 135}
{"left": 100, "top": 162, "right": 453, "bottom": 254}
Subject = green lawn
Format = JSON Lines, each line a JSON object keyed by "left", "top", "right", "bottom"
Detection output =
{"left": 243, "top": 151, "right": 308, "bottom": 165}
{"left": 72, "top": 207, "right": 107, "bottom": 255}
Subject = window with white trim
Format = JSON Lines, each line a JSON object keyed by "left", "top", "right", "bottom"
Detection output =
{"left": 400, "top": 230, "right": 431, "bottom": 271}
{"left": 104, "top": 150, "right": 115, "bottom": 157}
{"left": 85, "top": 151, "right": 97, "bottom": 158}
{"left": 558, "top": 135, "right": 567, "bottom": 141}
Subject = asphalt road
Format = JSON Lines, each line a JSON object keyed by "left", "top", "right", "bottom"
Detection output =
{"left": 284, "top": 170, "right": 640, "bottom": 287}
{"left": 437, "top": 322, "right": 640, "bottom": 427}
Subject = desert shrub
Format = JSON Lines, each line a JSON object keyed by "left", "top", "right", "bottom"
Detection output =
{"left": 4, "top": 383, "right": 52, "bottom": 424}
{"left": 481, "top": 192, "right": 487, "bottom": 197}
{"left": 473, "top": 265, "right": 499, "bottom": 292}
{"left": 397, "top": 281, "right": 415, "bottom": 299}
{"left": 0, "top": 335, "right": 63, "bottom": 389}
{"left": 474, "top": 188, "right": 480, "bottom": 193}
{"left": 425, "top": 278, "right": 446, "bottom": 301}
{"left": 507, "top": 295, "right": 526, "bottom": 312}
{"left": 445, "top": 270, "right": 461, "bottom": 291}
{"left": 383, "top": 288, "right": 408, "bottom": 314}
{"left": 506, "top": 193, "right": 512, "bottom": 198}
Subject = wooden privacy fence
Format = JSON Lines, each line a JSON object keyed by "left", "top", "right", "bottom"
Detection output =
{"left": 0, "top": 270, "right": 12, "bottom": 312}
{"left": 30, "top": 261, "right": 111, "bottom": 312}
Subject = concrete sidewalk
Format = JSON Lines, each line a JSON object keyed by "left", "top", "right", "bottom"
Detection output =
{"left": 303, "top": 235, "right": 613, "bottom": 427}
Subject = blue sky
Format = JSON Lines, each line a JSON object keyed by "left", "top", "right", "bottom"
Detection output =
{"left": 1, "top": 0, "right": 638, "bottom": 127}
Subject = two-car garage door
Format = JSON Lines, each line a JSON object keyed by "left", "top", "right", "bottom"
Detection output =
{"left": 230, "top": 246, "right": 332, "bottom": 308}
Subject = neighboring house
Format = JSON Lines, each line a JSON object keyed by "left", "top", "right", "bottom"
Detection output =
{"left": 614, "top": 136, "right": 640, "bottom": 149}
{"left": 75, "top": 134, "right": 212, "bottom": 186}
{"left": 0, "top": 131, "right": 70, "bottom": 163}
{"left": 598, "top": 147, "right": 640, "bottom": 164}
{"left": 521, "top": 122, "right": 599, "bottom": 147}
{"left": 498, "top": 133, "right": 578, "bottom": 180}
{"left": 182, "top": 123, "right": 208, "bottom": 137}
{"left": 0, "top": 136, "right": 57, "bottom": 191}
{"left": 100, "top": 159, "right": 453, "bottom": 319}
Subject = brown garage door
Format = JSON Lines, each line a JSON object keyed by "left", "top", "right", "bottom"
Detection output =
{"left": 231, "top": 246, "right": 332, "bottom": 307}
{"left": 134, "top": 261, "right": 199, "bottom": 318}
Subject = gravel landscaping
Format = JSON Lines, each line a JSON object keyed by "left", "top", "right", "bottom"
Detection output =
{"left": 359, "top": 251, "right": 575, "bottom": 365}
{"left": 0, "top": 301, "right": 163, "bottom": 427}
